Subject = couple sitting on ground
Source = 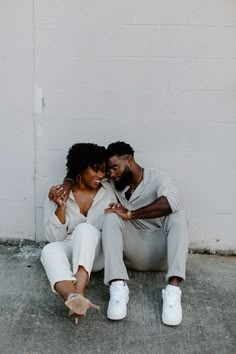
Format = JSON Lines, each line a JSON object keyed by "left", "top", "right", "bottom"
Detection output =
{"left": 41, "top": 141, "right": 188, "bottom": 326}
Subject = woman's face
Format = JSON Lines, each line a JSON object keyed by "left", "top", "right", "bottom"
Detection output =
{"left": 79, "top": 163, "right": 106, "bottom": 189}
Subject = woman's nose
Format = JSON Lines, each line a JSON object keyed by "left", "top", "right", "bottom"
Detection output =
{"left": 97, "top": 170, "right": 105, "bottom": 178}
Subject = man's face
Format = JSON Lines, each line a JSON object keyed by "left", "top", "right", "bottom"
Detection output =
{"left": 107, "top": 155, "right": 132, "bottom": 191}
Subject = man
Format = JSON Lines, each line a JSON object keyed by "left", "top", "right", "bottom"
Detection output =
{"left": 102, "top": 141, "right": 188, "bottom": 326}
{"left": 49, "top": 141, "right": 188, "bottom": 326}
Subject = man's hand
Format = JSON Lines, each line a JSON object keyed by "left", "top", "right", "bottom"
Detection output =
{"left": 104, "top": 196, "right": 172, "bottom": 221}
{"left": 104, "top": 203, "right": 130, "bottom": 220}
{"left": 48, "top": 184, "right": 71, "bottom": 204}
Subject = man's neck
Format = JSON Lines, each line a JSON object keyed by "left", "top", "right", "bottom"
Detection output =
{"left": 129, "top": 165, "right": 143, "bottom": 190}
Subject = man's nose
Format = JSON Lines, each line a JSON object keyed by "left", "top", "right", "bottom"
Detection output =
{"left": 110, "top": 170, "right": 116, "bottom": 178}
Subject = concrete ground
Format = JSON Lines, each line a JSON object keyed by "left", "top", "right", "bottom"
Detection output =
{"left": 0, "top": 243, "right": 235, "bottom": 354}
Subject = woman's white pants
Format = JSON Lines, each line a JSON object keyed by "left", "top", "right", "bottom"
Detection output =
{"left": 41, "top": 223, "right": 104, "bottom": 292}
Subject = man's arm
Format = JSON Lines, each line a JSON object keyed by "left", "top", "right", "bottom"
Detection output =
{"left": 128, "top": 196, "right": 172, "bottom": 219}
{"left": 104, "top": 196, "right": 172, "bottom": 220}
{"left": 48, "top": 178, "right": 73, "bottom": 201}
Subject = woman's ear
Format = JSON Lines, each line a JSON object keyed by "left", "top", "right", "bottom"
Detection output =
{"left": 76, "top": 175, "right": 81, "bottom": 184}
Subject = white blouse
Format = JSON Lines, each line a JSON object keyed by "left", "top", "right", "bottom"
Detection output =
{"left": 44, "top": 180, "right": 117, "bottom": 242}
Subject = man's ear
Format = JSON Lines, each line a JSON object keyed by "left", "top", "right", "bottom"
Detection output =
{"left": 127, "top": 155, "right": 134, "bottom": 166}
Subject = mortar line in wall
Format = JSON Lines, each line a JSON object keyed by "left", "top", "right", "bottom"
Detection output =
{"left": 32, "top": 0, "right": 37, "bottom": 242}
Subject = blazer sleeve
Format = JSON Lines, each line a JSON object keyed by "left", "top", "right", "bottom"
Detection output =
{"left": 43, "top": 198, "right": 69, "bottom": 242}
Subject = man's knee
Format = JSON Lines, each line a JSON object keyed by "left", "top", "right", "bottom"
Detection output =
{"left": 102, "top": 213, "right": 124, "bottom": 245}
{"left": 164, "top": 210, "right": 188, "bottom": 233}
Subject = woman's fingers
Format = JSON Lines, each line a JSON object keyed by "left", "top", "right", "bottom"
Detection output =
{"left": 49, "top": 185, "right": 60, "bottom": 198}
{"left": 50, "top": 186, "right": 65, "bottom": 201}
{"left": 48, "top": 186, "right": 57, "bottom": 200}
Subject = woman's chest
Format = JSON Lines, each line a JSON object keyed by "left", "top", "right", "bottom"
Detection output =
{"left": 72, "top": 193, "right": 94, "bottom": 217}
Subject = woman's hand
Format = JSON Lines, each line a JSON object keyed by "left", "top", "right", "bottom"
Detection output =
{"left": 104, "top": 202, "right": 130, "bottom": 220}
{"left": 48, "top": 185, "right": 68, "bottom": 209}
{"left": 48, "top": 184, "right": 71, "bottom": 204}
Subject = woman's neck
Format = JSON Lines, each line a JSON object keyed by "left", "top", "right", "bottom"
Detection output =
{"left": 72, "top": 183, "right": 100, "bottom": 216}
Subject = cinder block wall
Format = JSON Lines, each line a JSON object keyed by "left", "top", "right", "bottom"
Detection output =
{"left": 1, "top": 1, "right": 236, "bottom": 251}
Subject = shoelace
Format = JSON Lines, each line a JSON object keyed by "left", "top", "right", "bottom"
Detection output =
{"left": 163, "top": 291, "right": 180, "bottom": 308}
{"left": 110, "top": 285, "right": 126, "bottom": 303}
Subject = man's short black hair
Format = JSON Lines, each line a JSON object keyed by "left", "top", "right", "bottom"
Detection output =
{"left": 106, "top": 141, "right": 134, "bottom": 159}
{"left": 66, "top": 143, "right": 106, "bottom": 181}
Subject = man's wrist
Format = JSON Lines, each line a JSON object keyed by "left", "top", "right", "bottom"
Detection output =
{"left": 63, "top": 178, "right": 74, "bottom": 185}
{"left": 127, "top": 210, "right": 132, "bottom": 219}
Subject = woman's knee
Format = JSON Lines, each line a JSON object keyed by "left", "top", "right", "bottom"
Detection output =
{"left": 73, "top": 222, "right": 99, "bottom": 234}
{"left": 72, "top": 223, "right": 100, "bottom": 243}
{"left": 41, "top": 242, "right": 56, "bottom": 263}
{"left": 103, "top": 212, "right": 123, "bottom": 230}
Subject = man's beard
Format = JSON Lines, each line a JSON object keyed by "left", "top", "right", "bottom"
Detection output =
{"left": 114, "top": 167, "right": 133, "bottom": 191}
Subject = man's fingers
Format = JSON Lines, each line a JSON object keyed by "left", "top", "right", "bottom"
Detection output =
{"left": 108, "top": 203, "right": 121, "bottom": 209}
{"left": 104, "top": 208, "right": 111, "bottom": 214}
{"left": 104, "top": 207, "right": 117, "bottom": 214}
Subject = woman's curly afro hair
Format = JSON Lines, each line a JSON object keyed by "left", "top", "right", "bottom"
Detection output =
{"left": 66, "top": 143, "right": 106, "bottom": 181}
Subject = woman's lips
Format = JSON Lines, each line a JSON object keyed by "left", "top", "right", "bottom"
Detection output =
{"left": 93, "top": 179, "right": 101, "bottom": 184}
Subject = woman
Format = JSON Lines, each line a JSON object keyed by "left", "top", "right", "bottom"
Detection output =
{"left": 41, "top": 143, "right": 116, "bottom": 324}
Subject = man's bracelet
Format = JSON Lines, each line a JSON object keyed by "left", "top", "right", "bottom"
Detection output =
{"left": 63, "top": 178, "right": 74, "bottom": 185}
{"left": 127, "top": 210, "right": 132, "bottom": 219}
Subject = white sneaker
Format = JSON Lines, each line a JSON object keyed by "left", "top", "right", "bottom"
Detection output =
{"left": 107, "top": 281, "right": 129, "bottom": 320}
{"left": 162, "top": 284, "right": 182, "bottom": 326}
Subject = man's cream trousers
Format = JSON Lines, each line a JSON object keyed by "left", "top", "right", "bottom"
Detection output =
{"left": 102, "top": 210, "right": 188, "bottom": 285}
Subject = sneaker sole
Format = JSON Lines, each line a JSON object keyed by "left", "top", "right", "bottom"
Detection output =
{"left": 162, "top": 316, "right": 182, "bottom": 326}
{"left": 107, "top": 311, "right": 127, "bottom": 321}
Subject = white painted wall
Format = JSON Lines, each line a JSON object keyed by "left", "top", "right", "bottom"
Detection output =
{"left": 0, "top": 1, "right": 35, "bottom": 240}
{"left": 1, "top": 1, "right": 236, "bottom": 251}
